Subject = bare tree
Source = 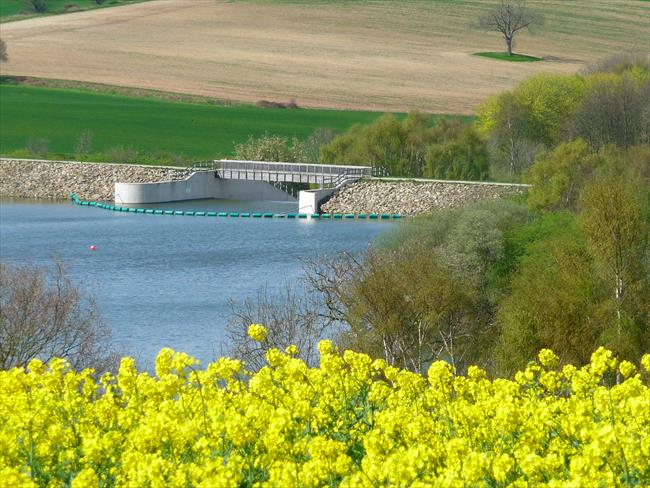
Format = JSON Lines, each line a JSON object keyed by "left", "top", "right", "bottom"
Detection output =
{"left": 473, "top": 1, "right": 544, "bottom": 56}
{"left": 0, "top": 40, "right": 7, "bottom": 62}
{"left": 0, "top": 261, "right": 117, "bottom": 371}
{"left": 569, "top": 76, "right": 650, "bottom": 150}
{"left": 225, "top": 283, "right": 332, "bottom": 371}
{"left": 75, "top": 129, "right": 94, "bottom": 159}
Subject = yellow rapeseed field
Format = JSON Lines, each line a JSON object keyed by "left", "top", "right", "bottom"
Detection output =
{"left": 1, "top": 325, "right": 648, "bottom": 487}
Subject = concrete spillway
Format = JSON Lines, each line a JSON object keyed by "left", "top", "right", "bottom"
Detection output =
{"left": 115, "top": 160, "right": 372, "bottom": 212}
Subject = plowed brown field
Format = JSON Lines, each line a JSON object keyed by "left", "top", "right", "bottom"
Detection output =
{"left": 1, "top": 0, "right": 648, "bottom": 114}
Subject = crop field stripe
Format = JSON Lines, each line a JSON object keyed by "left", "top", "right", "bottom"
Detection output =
{"left": 1, "top": 1, "right": 647, "bottom": 113}
{"left": 0, "top": 84, "right": 470, "bottom": 160}
{"left": 0, "top": 84, "right": 413, "bottom": 159}
{"left": 0, "top": 84, "right": 382, "bottom": 158}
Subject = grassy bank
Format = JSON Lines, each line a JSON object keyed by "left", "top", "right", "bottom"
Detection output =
{"left": 0, "top": 83, "right": 426, "bottom": 163}
{"left": 0, "top": 0, "right": 150, "bottom": 21}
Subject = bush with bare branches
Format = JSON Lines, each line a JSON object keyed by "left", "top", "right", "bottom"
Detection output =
{"left": 225, "top": 283, "right": 332, "bottom": 371}
{"left": 0, "top": 261, "right": 116, "bottom": 371}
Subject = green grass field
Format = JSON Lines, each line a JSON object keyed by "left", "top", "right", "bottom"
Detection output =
{"left": 0, "top": 0, "right": 146, "bottom": 20}
{"left": 0, "top": 84, "right": 448, "bottom": 162}
{"left": 473, "top": 52, "right": 544, "bottom": 62}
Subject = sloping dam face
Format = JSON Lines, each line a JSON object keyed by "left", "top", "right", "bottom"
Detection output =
{"left": 115, "top": 171, "right": 296, "bottom": 204}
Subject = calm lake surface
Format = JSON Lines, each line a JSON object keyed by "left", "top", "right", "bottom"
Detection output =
{"left": 0, "top": 199, "right": 393, "bottom": 366}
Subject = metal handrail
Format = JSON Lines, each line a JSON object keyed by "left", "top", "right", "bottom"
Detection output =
{"left": 215, "top": 160, "right": 372, "bottom": 178}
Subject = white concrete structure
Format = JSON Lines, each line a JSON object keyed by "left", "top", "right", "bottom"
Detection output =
{"left": 115, "top": 170, "right": 295, "bottom": 204}
{"left": 298, "top": 188, "right": 338, "bottom": 214}
{"left": 115, "top": 161, "right": 373, "bottom": 208}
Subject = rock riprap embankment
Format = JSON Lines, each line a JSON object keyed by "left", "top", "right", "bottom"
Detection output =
{"left": 0, "top": 159, "right": 191, "bottom": 201}
{"left": 321, "top": 181, "right": 527, "bottom": 216}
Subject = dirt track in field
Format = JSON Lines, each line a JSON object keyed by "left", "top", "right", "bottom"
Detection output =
{"left": 1, "top": 0, "right": 648, "bottom": 114}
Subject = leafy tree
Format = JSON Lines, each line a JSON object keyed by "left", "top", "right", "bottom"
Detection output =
{"left": 321, "top": 112, "right": 425, "bottom": 176}
{"left": 234, "top": 134, "right": 308, "bottom": 163}
{"left": 473, "top": 1, "right": 544, "bottom": 56}
{"left": 495, "top": 221, "right": 602, "bottom": 374}
{"left": 525, "top": 139, "right": 601, "bottom": 212}
{"left": 338, "top": 244, "right": 480, "bottom": 374}
{"left": 478, "top": 73, "right": 585, "bottom": 177}
{"left": 424, "top": 126, "right": 490, "bottom": 181}
{"left": 234, "top": 129, "right": 335, "bottom": 164}
{"left": 302, "top": 128, "right": 334, "bottom": 164}
{"left": 578, "top": 175, "right": 650, "bottom": 358}
{"left": 321, "top": 113, "right": 487, "bottom": 179}
{"left": 477, "top": 94, "right": 537, "bottom": 177}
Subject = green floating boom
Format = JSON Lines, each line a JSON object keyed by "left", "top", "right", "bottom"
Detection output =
{"left": 69, "top": 195, "right": 403, "bottom": 222}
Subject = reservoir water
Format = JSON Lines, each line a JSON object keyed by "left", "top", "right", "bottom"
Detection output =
{"left": 0, "top": 199, "right": 393, "bottom": 366}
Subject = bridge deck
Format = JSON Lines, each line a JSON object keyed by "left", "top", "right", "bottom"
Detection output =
{"left": 213, "top": 160, "right": 372, "bottom": 185}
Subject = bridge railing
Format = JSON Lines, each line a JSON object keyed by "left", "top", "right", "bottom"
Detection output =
{"left": 214, "top": 160, "right": 372, "bottom": 179}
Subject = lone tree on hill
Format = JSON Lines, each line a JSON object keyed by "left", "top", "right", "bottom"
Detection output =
{"left": 474, "top": 1, "right": 544, "bottom": 56}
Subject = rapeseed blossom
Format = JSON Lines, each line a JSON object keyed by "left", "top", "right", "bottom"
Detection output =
{"left": 0, "top": 335, "right": 649, "bottom": 487}
{"left": 248, "top": 323, "right": 268, "bottom": 342}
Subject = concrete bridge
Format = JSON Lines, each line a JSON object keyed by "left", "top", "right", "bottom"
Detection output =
{"left": 202, "top": 160, "right": 372, "bottom": 187}
{"left": 115, "top": 160, "right": 372, "bottom": 213}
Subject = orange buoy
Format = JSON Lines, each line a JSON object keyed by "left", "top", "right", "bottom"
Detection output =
{"left": 89, "top": 245, "right": 97, "bottom": 251}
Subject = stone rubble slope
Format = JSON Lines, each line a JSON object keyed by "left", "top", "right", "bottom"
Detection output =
{"left": 321, "top": 181, "right": 526, "bottom": 216}
{"left": 0, "top": 159, "right": 191, "bottom": 201}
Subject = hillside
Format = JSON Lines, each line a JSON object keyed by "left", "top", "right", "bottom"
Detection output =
{"left": 1, "top": 0, "right": 647, "bottom": 114}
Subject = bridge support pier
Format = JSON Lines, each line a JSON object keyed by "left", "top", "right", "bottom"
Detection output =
{"left": 298, "top": 188, "right": 337, "bottom": 214}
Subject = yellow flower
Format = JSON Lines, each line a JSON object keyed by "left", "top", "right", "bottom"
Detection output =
{"left": 641, "top": 354, "right": 650, "bottom": 373}
{"left": 0, "top": 346, "right": 647, "bottom": 486}
{"left": 247, "top": 323, "right": 267, "bottom": 342}
{"left": 538, "top": 348, "right": 559, "bottom": 368}
{"left": 618, "top": 360, "right": 636, "bottom": 379}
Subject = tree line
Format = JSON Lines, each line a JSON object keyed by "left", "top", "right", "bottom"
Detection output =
{"left": 237, "top": 53, "right": 649, "bottom": 183}
{"left": 228, "top": 54, "right": 649, "bottom": 376}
